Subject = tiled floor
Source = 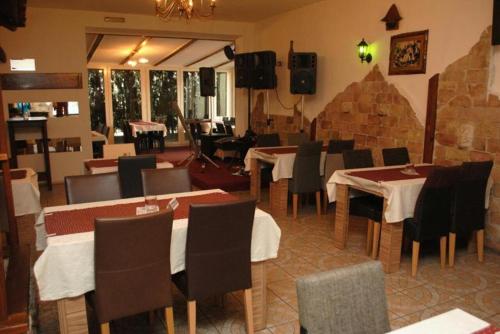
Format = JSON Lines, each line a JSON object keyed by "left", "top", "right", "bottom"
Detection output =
{"left": 29, "top": 185, "right": 499, "bottom": 333}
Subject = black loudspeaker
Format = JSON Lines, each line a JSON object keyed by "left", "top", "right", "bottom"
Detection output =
{"left": 290, "top": 52, "right": 317, "bottom": 95}
{"left": 224, "top": 45, "right": 235, "bottom": 60}
{"left": 493, "top": 0, "right": 500, "bottom": 45}
{"left": 235, "top": 53, "right": 255, "bottom": 88}
{"left": 199, "top": 67, "right": 215, "bottom": 97}
{"left": 252, "top": 51, "right": 277, "bottom": 90}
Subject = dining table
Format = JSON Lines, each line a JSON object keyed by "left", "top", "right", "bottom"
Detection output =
{"left": 326, "top": 164, "right": 492, "bottom": 273}
{"left": 244, "top": 145, "right": 327, "bottom": 216}
{"left": 84, "top": 156, "right": 174, "bottom": 175}
{"left": 33, "top": 189, "right": 281, "bottom": 334}
{"left": 10, "top": 168, "right": 41, "bottom": 216}
{"left": 90, "top": 130, "right": 108, "bottom": 144}
{"left": 129, "top": 120, "right": 167, "bottom": 138}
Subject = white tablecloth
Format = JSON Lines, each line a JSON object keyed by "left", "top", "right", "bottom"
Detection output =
{"left": 91, "top": 131, "right": 108, "bottom": 144}
{"left": 33, "top": 189, "right": 282, "bottom": 301}
{"left": 84, "top": 160, "right": 174, "bottom": 175}
{"left": 326, "top": 164, "right": 492, "bottom": 223}
{"left": 11, "top": 168, "right": 41, "bottom": 216}
{"left": 129, "top": 121, "right": 167, "bottom": 138}
{"left": 388, "top": 309, "right": 490, "bottom": 334}
{"left": 244, "top": 146, "right": 327, "bottom": 182}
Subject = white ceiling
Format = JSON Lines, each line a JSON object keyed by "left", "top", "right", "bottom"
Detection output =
{"left": 88, "top": 34, "right": 234, "bottom": 69}
{"left": 29, "top": 0, "right": 326, "bottom": 22}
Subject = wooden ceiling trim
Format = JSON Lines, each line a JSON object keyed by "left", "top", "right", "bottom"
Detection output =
{"left": 153, "top": 39, "right": 197, "bottom": 66}
{"left": 184, "top": 45, "right": 230, "bottom": 68}
{"left": 214, "top": 59, "right": 233, "bottom": 68}
{"left": 119, "top": 36, "right": 152, "bottom": 65}
{"left": 87, "top": 34, "right": 103, "bottom": 63}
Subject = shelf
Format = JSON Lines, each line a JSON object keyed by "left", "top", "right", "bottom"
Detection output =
{"left": 0, "top": 153, "right": 8, "bottom": 162}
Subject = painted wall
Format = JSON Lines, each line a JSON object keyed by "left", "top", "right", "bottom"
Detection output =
{"left": 0, "top": 7, "right": 254, "bottom": 182}
{"left": 253, "top": 0, "right": 497, "bottom": 125}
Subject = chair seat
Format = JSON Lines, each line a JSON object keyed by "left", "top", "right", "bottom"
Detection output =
{"left": 349, "top": 195, "right": 383, "bottom": 222}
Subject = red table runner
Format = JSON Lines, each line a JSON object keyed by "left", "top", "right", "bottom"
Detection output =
{"left": 348, "top": 165, "right": 435, "bottom": 182}
{"left": 473, "top": 325, "right": 499, "bottom": 334}
{"left": 45, "top": 192, "right": 238, "bottom": 236}
{"left": 255, "top": 145, "right": 327, "bottom": 155}
{"left": 10, "top": 169, "right": 27, "bottom": 180}
{"left": 85, "top": 156, "right": 168, "bottom": 170}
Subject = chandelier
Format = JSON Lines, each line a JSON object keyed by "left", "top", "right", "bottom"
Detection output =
{"left": 155, "top": 0, "right": 216, "bottom": 21}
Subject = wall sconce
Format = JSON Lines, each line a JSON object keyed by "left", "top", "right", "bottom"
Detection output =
{"left": 357, "top": 38, "right": 372, "bottom": 63}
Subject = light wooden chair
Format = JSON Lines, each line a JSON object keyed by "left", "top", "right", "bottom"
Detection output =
{"left": 103, "top": 143, "right": 136, "bottom": 159}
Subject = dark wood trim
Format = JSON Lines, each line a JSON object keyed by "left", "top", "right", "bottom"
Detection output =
{"left": 1, "top": 73, "right": 82, "bottom": 90}
{"left": 87, "top": 34, "right": 104, "bottom": 63}
{"left": 214, "top": 59, "right": 233, "bottom": 68}
{"left": 154, "top": 39, "right": 197, "bottom": 66}
{"left": 184, "top": 45, "right": 229, "bottom": 67}
{"left": 119, "top": 36, "right": 152, "bottom": 65}
{"left": 423, "top": 73, "right": 439, "bottom": 163}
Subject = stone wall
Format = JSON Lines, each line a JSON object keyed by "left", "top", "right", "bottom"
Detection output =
{"left": 434, "top": 27, "right": 500, "bottom": 251}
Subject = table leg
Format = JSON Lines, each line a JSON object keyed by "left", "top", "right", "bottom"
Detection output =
{"left": 379, "top": 199, "right": 403, "bottom": 273}
{"left": 57, "top": 295, "right": 89, "bottom": 334}
{"left": 333, "top": 184, "right": 350, "bottom": 249}
{"left": 251, "top": 261, "right": 267, "bottom": 331}
{"left": 250, "top": 159, "right": 261, "bottom": 202}
{"left": 160, "top": 131, "right": 165, "bottom": 153}
{"left": 270, "top": 179, "right": 288, "bottom": 217}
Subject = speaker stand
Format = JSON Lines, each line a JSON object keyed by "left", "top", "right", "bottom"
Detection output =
{"left": 265, "top": 90, "right": 272, "bottom": 132}
{"left": 300, "top": 95, "right": 305, "bottom": 132}
{"left": 245, "top": 87, "right": 256, "bottom": 138}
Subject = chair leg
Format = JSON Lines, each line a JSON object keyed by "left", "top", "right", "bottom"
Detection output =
{"left": 322, "top": 190, "right": 328, "bottom": 214}
{"left": 315, "top": 191, "right": 321, "bottom": 217}
{"left": 101, "top": 323, "right": 110, "bottom": 334}
{"left": 448, "top": 232, "right": 456, "bottom": 267}
{"left": 366, "top": 220, "right": 374, "bottom": 256}
{"left": 292, "top": 194, "right": 298, "bottom": 219}
{"left": 165, "top": 307, "right": 175, "bottom": 334}
{"left": 411, "top": 241, "right": 420, "bottom": 277}
{"left": 477, "top": 229, "right": 484, "bottom": 262}
{"left": 440, "top": 236, "right": 447, "bottom": 268}
{"left": 243, "top": 288, "right": 254, "bottom": 334}
{"left": 187, "top": 300, "right": 196, "bottom": 334}
{"left": 371, "top": 222, "right": 381, "bottom": 259}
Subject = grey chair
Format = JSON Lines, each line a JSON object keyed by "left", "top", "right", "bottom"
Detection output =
{"left": 296, "top": 261, "right": 390, "bottom": 334}
{"left": 342, "top": 149, "right": 374, "bottom": 169}
{"left": 256, "top": 133, "right": 280, "bottom": 147}
{"left": 327, "top": 139, "right": 354, "bottom": 154}
{"left": 321, "top": 154, "right": 344, "bottom": 213}
{"left": 382, "top": 147, "right": 410, "bottom": 166}
{"left": 287, "top": 132, "right": 310, "bottom": 146}
{"left": 118, "top": 155, "right": 156, "bottom": 198}
{"left": 141, "top": 167, "right": 191, "bottom": 196}
{"left": 289, "top": 141, "right": 323, "bottom": 219}
{"left": 65, "top": 173, "right": 121, "bottom": 204}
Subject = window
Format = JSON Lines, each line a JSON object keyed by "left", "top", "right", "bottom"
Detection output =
{"left": 88, "top": 69, "right": 106, "bottom": 130}
{"left": 216, "top": 72, "right": 228, "bottom": 117}
{"left": 183, "top": 71, "right": 207, "bottom": 120}
{"left": 150, "top": 70, "right": 178, "bottom": 142}
{"left": 111, "top": 69, "right": 142, "bottom": 136}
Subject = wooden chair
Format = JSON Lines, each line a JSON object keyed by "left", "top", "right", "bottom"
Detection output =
{"left": 382, "top": 147, "right": 410, "bottom": 166}
{"left": 449, "top": 160, "right": 493, "bottom": 266}
{"left": 256, "top": 133, "right": 280, "bottom": 147}
{"left": 287, "top": 132, "right": 309, "bottom": 146}
{"left": 93, "top": 210, "right": 175, "bottom": 334}
{"left": 326, "top": 139, "right": 354, "bottom": 154}
{"left": 118, "top": 155, "right": 156, "bottom": 198}
{"left": 65, "top": 172, "right": 121, "bottom": 204}
{"left": 103, "top": 143, "right": 136, "bottom": 159}
{"left": 172, "top": 200, "right": 256, "bottom": 334}
{"left": 141, "top": 167, "right": 191, "bottom": 196}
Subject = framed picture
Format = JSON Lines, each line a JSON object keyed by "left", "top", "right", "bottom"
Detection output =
{"left": 389, "top": 30, "right": 429, "bottom": 75}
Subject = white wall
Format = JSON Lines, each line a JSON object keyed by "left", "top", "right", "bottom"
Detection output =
{"left": 254, "top": 0, "right": 496, "bottom": 125}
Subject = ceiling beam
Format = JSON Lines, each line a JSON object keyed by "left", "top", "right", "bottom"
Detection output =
{"left": 154, "top": 39, "right": 197, "bottom": 66}
{"left": 184, "top": 44, "right": 231, "bottom": 68}
{"left": 119, "top": 36, "right": 152, "bottom": 65}
{"left": 215, "top": 59, "right": 233, "bottom": 68}
{"left": 87, "top": 34, "right": 103, "bottom": 63}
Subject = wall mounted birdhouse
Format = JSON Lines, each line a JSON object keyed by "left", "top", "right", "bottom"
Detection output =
{"left": 381, "top": 4, "right": 402, "bottom": 30}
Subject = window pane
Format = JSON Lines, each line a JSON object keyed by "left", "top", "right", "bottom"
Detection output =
{"left": 183, "top": 71, "right": 207, "bottom": 119}
{"left": 150, "top": 70, "right": 178, "bottom": 142}
{"left": 216, "top": 72, "right": 227, "bottom": 117}
{"left": 88, "top": 69, "right": 106, "bottom": 130}
{"left": 111, "top": 69, "right": 141, "bottom": 136}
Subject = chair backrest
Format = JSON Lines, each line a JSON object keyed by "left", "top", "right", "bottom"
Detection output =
{"left": 103, "top": 143, "right": 136, "bottom": 159}
{"left": 122, "top": 121, "right": 133, "bottom": 143}
{"left": 323, "top": 153, "right": 345, "bottom": 187}
{"left": 256, "top": 133, "right": 280, "bottom": 147}
{"left": 413, "top": 166, "right": 460, "bottom": 241}
{"left": 291, "top": 141, "right": 323, "bottom": 194}
{"left": 0, "top": 174, "right": 9, "bottom": 232}
{"left": 118, "top": 155, "right": 157, "bottom": 198}
{"left": 102, "top": 125, "right": 110, "bottom": 139}
{"left": 224, "top": 123, "right": 234, "bottom": 136}
{"left": 96, "top": 123, "right": 104, "bottom": 134}
{"left": 327, "top": 139, "right": 355, "bottom": 154}
{"left": 94, "top": 210, "right": 174, "bottom": 323}
{"left": 287, "top": 132, "right": 310, "bottom": 146}
{"left": 141, "top": 167, "right": 191, "bottom": 196}
{"left": 296, "top": 261, "right": 390, "bottom": 334}
{"left": 451, "top": 160, "right": 493, "bottom": 235}
{"left": 215, "top": 122, "right": 226, "bottom": 134}
{"left": 382, "top": 147, "right": 410, "bottom": 166}
{"left": 65, "top": 172, "right": 121, "bottom": 204}
{"left": 342, "top": 149, "right": 374, "bottom": 169}
{"left": 185, "top": 199, "right": 256, "bottom": 300}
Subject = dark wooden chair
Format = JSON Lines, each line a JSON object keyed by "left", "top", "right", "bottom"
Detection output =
{"left": 256, "top": 133, "right": 280, "bottom": 147}
{"left": 118, "top": 155, "right": 156, "bottom": 198}
{"left": 172, "top": 200, "right": 256, "bottom": 334}
{"left": 93, "top": 210, "right": 175, "bottom": 334}
{"left": 141, "top": 167, "right": 191, "bottom": 196}
{"left": 327, "top": 139, "right": 354, "bottom": 154}
{"left": 64, "top": 172, "right": 121, "bottom": 204}
{"left": 382, "top": 147, "right": 410, "bottom": 166}
{"left": 342, "top": 149, "right": 374, "bottom": 169}
{"left": 449, "top": 160, "right": 493, "bottom": 266}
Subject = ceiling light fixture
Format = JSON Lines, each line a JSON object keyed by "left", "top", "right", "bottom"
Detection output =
{"left": 138, "top": 58, "right": 149, "bottom": 64}
{"left": 127, "top": 60, "right": 137, "bottom": 67}
{"left": 155, "top": 0, "right": 216, "bottom": 21}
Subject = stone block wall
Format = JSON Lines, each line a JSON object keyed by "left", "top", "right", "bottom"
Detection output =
{"left": 434, "top": 27, "right": 500, "bottom": 251}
